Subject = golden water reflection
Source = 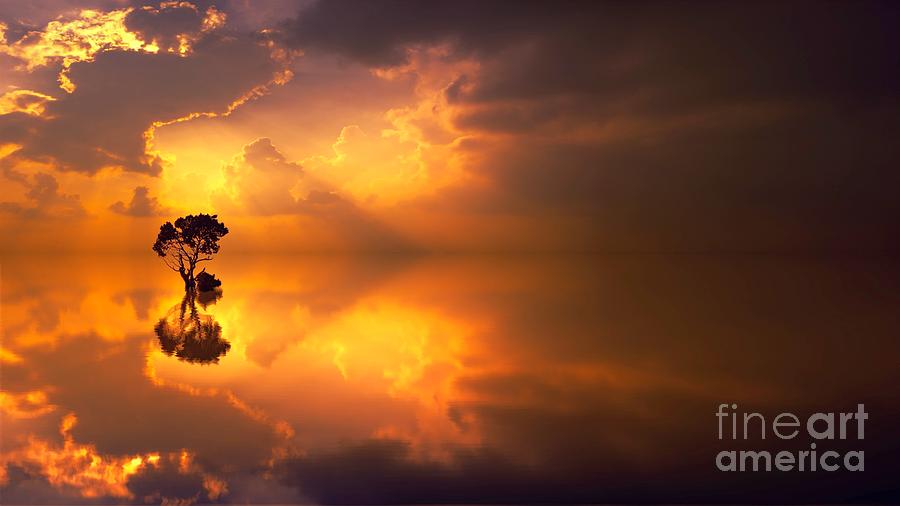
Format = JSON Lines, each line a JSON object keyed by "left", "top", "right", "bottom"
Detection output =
{"left": 2, "top": 254, "right": 899, "bottom": 503}
{"left": 155, "top": 292, "right": 230, "bottom": 364}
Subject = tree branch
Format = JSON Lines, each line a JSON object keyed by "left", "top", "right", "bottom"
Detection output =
{"left": 162, "top": 253, "right": 181, "bottom": 271}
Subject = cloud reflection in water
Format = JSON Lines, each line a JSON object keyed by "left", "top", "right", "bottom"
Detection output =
{"left": 0, "top": 254, "right": 899, "bottom": 503}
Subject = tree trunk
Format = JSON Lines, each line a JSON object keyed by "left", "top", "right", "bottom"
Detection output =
{"left": 180, "top": 266, "right": 195, "bottom": 291}
{"left": 187, "top": 264, "right": 196, "bottom": 291}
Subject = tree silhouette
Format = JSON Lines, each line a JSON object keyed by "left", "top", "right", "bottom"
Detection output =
{"left": 155, "top": 292, "right": 230, "bottom": 364}
{"left": 152, "top": 214, "right": 228, "bottom": 291}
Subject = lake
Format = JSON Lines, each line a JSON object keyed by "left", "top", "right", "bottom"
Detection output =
{"left": 1, "top": 254, "right": 899, "bottom": 503}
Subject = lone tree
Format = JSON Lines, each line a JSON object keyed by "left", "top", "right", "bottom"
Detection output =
{"left": 152, "top": 214, "right": 229, "bottom": 291}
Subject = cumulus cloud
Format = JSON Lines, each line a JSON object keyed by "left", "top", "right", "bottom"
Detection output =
{"left": 0, "top": 169, "right": 85, "bottom": 218}
{"left": 301, "top": 125, "right": 446, "bottom": 205}
{"left": 214, "top": 137, "right": 340, "bottom": 215}
{"left": 109, "top": 186, "right": 170, "bottom": 216}
{"left": 213, "top": 137, "right": 411, "bottom": 251}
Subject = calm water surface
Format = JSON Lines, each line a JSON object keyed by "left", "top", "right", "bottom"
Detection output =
{"left": 2, "top": 254, "right": 899, "bottom": 504}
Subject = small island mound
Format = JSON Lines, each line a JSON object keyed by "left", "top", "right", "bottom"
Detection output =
{"left": 196, "top": 270, "right": 222, "bottom": 292}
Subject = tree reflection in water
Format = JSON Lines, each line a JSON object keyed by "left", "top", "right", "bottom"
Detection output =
{"left": 154, "top": 290, "right": 230, "bottom": 364}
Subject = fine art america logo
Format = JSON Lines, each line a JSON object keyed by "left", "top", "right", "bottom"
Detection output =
{"left": 715, "top": 404, "right": 867, "bottom": 472}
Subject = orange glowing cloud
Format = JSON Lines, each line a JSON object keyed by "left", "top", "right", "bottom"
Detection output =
{"left": 0, "top": 390, "right": 57, "bottom": 419}
{"left": 0, "top": 1, "right": 294, "bottom": 181}
{"left": 298, "top": 48, "right": 481, "bottom": 207}
{"left": 0, "top": 89, "right": 56, "bottom": 116}
{"left": 212, "top": 137, "right": 338, "bottom": 216}
{"left": 0, "top": 8, "right": 155, "bottom": 93}
{"left": 0, "top": 3, "right": 226, "bottom": 92}
{"left": 0, "top": 413, "right": 161, "bottom": 498}
{"left": 1, "top": 416, "right": 232, "bottom": 502}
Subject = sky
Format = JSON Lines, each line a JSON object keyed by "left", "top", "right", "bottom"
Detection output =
{"left": 0, "top": 0, "right": 898, "bottom": 253}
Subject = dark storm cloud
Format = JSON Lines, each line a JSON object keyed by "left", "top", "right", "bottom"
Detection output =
{"left": 285, "top": 1, "right": 899, "bottom": 102}
{"left": 4, "top": 33, "right": 280, "bottom": 175}
{"left": 0, "top": 1, "right": 287, "bottom": 176}
{"left": 285, "top": 0, "right": 900, "bottom": 251}
{"left": 0, "top": 111, "right": 33, "bottom": 143}
{"left": 0, "top": 1, "right": 128, "bottom": 31}
{"left": 35, "top": 33, "right": 277, "bottom": 175}
{"left": 281, "top": 0, "right": 561, "bottom": 66}
{"left": 126, "top": 463, "right": 207, "bottom": 503}
{"left": 123, "top": 1, "right": 211, "bottom": 52}
{"left": 427, "top": 109, "right": 900, "bottom": 252}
